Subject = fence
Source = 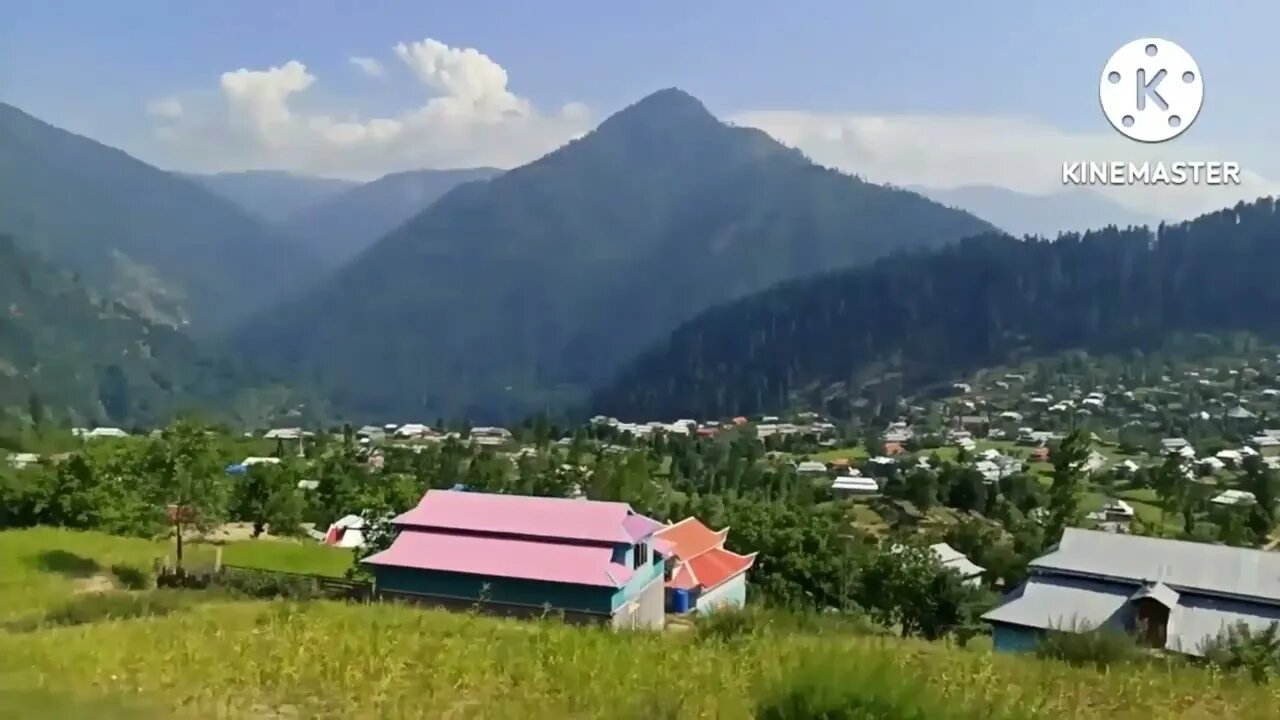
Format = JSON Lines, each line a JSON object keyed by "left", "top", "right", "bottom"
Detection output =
{"left": 153, "top": 556, "right": 372, "bottom": 600}
{"left": 219, "top": 564, "right": 373, "bottom": 601}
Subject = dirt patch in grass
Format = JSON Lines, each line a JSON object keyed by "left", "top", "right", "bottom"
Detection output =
{"left": 72, "top": 574, "right": 116, "bottom": 595}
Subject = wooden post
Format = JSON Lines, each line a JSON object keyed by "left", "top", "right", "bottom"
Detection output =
{"left": 214, "top": 546, "right": 223, "bottom": 573}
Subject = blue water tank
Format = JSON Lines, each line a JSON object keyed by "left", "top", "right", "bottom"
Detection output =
{"left": 671, "top": 588, "right": 692, "bottom": 613}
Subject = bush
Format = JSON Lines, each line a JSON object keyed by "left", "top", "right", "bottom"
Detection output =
{"left": 109, "top": 562, "right": 153, "bottom": 590}
{"left": 756, "top": 654, "right": 1032, "bottom": 720}
{"left": 696, "top": 605, "right": 884, "bottom": 643}
{"left": 1202, "top": 621, "right": 1280, "bottom": 683}
{"left": 1035, "top": 621, "right": 1142, "bottom": 669}
{"left": 213, "top": 569, "right": 323, "bottom": 600}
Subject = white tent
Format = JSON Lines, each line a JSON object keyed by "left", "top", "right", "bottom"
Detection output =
{"left": 323, "top": 514, "right": 368, "bottom": 548}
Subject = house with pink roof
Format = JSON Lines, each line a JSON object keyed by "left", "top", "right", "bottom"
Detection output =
{"left": 362, "top": 489, "right": 668, "bottom": 629}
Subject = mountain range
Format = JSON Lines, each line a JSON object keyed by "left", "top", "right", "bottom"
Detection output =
{"left": 185, "top": 171, "right": 359, "bottom": 226}
{"left": 281, "top": 167, "right": 504, "bottom": 267}
{"left": 230, "top": 88, "right": 995, "bottom": 422}
{"left": 0, "top": 234, "right": 309, "bottom": 428}
{"left": 908, "top": 185, "right": 1161, "bottom": 239}
{"left": 591, "top": 199, "right": 1280, "bottom": 420}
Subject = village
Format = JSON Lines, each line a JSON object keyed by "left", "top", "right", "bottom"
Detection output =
{"left": 8, "top": 339, "right": 1280, "bottom": 663}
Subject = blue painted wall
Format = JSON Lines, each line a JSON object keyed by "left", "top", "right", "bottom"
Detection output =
{"left": 373, "top": 565, "right": 615, "bottom": 614}
{"left": 609, "top": 539, "right": 665, "bottom": 611}
{"left": 696, "top": 573, "right": 748, "bottom": 612}
{"left": 992, "top": 623, "right": 1042, "bottom": 653}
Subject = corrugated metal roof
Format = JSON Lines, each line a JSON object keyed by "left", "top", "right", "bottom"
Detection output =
{"left": 362, "top": 528, "right": 635, "bottom": 587}
{"left": 983, "top": 575, "right": 1131, "bottom": 632}
{"left": 391, "top": 490, "right": 658, "bottom": 544}
{"left": 1131, "top": 581, "right": 1179, "bottom": 609}
{"left": 1169, "top": 595, "right": 1280, "bottom": 656}
{"left": 1032, "top": 529, "right": 1280, "bottom": 603}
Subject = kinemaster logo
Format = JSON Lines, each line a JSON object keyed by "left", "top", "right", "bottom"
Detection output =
{"left": 1062, "top": 38, "right": 1240, "bottom": 188}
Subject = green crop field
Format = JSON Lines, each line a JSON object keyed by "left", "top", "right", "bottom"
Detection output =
{"left": 2, "top": 528, "right": 1279, "bottom": 719}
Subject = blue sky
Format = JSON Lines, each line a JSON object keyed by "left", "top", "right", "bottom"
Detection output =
{"left": 2, "top": 1, "right": 1275, "bottom": 216}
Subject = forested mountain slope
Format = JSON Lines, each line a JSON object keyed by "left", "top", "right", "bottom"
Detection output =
{"left": 0, "top": 103, "right": 322, "bottom": 332}
{"left": 232, "top": 88, "right": 993, "bottom": 422}
{"left": 283, "top": 167, "right": 503, "bottom": 267}
{"left": 0, "top": 235, "right": 308, "bottom": 428}
{"left": 591, "top": 198, "right": 1280, "bottom": 420}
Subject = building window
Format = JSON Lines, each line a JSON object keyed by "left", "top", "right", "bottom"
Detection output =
{"left": 633, "top": 543, "right": 648, "bottom": 569}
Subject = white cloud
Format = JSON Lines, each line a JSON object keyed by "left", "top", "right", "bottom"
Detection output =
{"left": 348, "top": 56, "right": 384, "bottom": 78}
{"left": 147, "top": 39, "right": 591, "bottom": 179}
{"left": 145, "top": 97, "right": 183, "bottom": 119}
{"left": 732, "top": 110, "right": 1279, "bottom": 221}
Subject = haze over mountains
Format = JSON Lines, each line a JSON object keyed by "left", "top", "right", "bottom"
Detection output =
{"left": 231, "top": 88, "right": 994, "bottom": 422}
{"left": 909, "top": 185, "right": 1162, "bottom": 239}
{"left": 186, "top": 171, "right": 359, "bottom": 226}
{"left": 282, "top": 167, "right": 503, "bottom": 267}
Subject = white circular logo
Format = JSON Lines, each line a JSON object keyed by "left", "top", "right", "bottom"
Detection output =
{"left": 1099, "top": 38, "right": 1202, "bottom": 143}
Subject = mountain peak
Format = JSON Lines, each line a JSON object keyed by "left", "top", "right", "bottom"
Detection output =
{"left": 596, "top": 87, "right": 718, "bottom": 133}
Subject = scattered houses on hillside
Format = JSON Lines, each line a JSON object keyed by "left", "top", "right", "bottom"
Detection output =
{"left": 654, "top": 517, "right": 756, "bottom": 613}
{"left": 984, "top": 529, "right": 1280, "bottom": 656}
{"left": 362, "top": 490, "right": 667, "bottom": 629}
{"left": 930, "top": 543, "right": 984, "bottom": 587}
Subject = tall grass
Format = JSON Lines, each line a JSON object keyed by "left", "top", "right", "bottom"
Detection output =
{"left": 2, "top": 601, "right": 1279, "bottom": 719}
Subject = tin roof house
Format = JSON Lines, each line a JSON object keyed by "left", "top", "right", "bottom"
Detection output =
{"left": 984, "top": 529, "right": 1280, "bottom": 656}
{"left": 362, "top": 490, "right": 667, "bottom": 629}
{"left": 654, "top": 517, "right": 756, "bottom": 614}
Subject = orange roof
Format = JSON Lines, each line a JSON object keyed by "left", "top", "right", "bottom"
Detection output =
{"left": 655, "top": 517, "right": 727, "bottom": 562}
{"left": 686, "top": 547, "right": 756, "bottom": 591}
{"left": 732, "top": 416, "right": 749, "bottom": 425}
{"left": 883, "top": 442, "right": 905, "bottom": 455}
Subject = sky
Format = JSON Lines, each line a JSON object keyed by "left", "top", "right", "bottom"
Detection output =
{"left": 2, "top": 0, "right": 1277, "bottom": 219}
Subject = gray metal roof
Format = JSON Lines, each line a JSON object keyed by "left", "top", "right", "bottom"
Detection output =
{"left": 1131, "top": 581, "right": 1179, "bottom": 609}
{"left": 983, "top": 575, "right": 1280, "bottom": 656}
{"left": 1031, "top": 529, "right": 1280, "bottom": 604}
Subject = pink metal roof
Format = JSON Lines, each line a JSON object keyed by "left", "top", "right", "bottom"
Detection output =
{"left": 362, "top": 529, "right": 636, "bottom": 587}
{"left": 392, "top": 490, "right": 659, "bottom": 544}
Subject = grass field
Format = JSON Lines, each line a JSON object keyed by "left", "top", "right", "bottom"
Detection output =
{"left": 0, "top": 528, "right": 350, "bottom": 622}
{"left": 6, "top": 528, "right": 1280, "bottom": 718}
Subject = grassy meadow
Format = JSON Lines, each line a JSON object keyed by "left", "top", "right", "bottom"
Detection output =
{"left": 4, "top": 527, "right": 1280, "bottom": 719}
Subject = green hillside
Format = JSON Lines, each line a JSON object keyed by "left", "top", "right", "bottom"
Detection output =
{"left": 0, "top": 235, "right": 308, "bottom": 427}
{"left": 0, "top": 103, "right": 322, "bottom": 332}
{"left": 232, "top": 88, "right": 993, "bottom": 423}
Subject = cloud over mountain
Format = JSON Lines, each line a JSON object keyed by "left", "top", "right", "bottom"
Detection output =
{"left": 147, "top": 38, "right": 591, "bottom": 179}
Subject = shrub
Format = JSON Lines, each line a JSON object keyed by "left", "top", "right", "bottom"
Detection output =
{"left": 756, "top": 654, "right": 1032, "bottom": 720}
{"left": 213, "top": 569, "right": 323, "bottom": 600}
{"left": 109, "top": 562, "right": 153, "bottom": 590}
{"left": 1202, "top": 621, "right": 1280, "bottom": 683}
{"left": 695, "top": 605, "right": 883, "bottom": 643}
{"left": 1035, "top": 620, "right": 1141, "bottom": 669}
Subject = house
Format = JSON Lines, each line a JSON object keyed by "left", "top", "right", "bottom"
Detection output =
{"left": 1211, "top": 489, "right": 1257, "bottom": 507}
{"left": 5, "top": 452, "right": 40, "bottom": 469}
{"left": 471, "top": 427, "right": 513, "bottom": 446}
{"left": 80, "top": 427, "right": 129, "bottom": 439}
{"left": 1160, "top": 438, "right": 1190, "bottom": 455}
{"left": 264, "top": 428, "right": 304, "bottom": 440}
{"left": 831, "top": 474, "right": 880, "bottom": 496}
{"left": 882, "top": 442, "right": 905, "bottom": 456}
{"left": 984, "top": 529, "right": 1280, "bottom": 656}
{"left": 1030, "top": 447, "right": 1050, "bottom": 463}
{"left": 362, "top": 490, "right": 667, "bottom": 629}
{"left": 395, "top": 423, "right": 434, "bottom": 438}
{"left": 930, "top": 543, "right": 985, "bottom": 587}
{"left": 796, "top": 460, "right": 828, "bottom": 475}
{"left": 654, "top": 517, "right": 757, "bottom": 614}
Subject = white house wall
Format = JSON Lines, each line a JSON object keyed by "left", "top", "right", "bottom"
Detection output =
{"left": 695, "top": 573, "right": 747, "bottom": 612}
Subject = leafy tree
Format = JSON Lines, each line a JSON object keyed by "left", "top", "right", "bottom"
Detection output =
{"left": 232, "top": 461, "right": 306, "bottom": 538}
{"left": 154, "top": 420, "right": 229, "bottom": 570}
{"left": 1203, "top": 621, "right": 1280, "bottom": 683}
{"left": 1046, "top": 430, "right": 1089, "bottom": 543}
{"left": 1243, "top": 455, "right": 1278, "bottom": 542}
